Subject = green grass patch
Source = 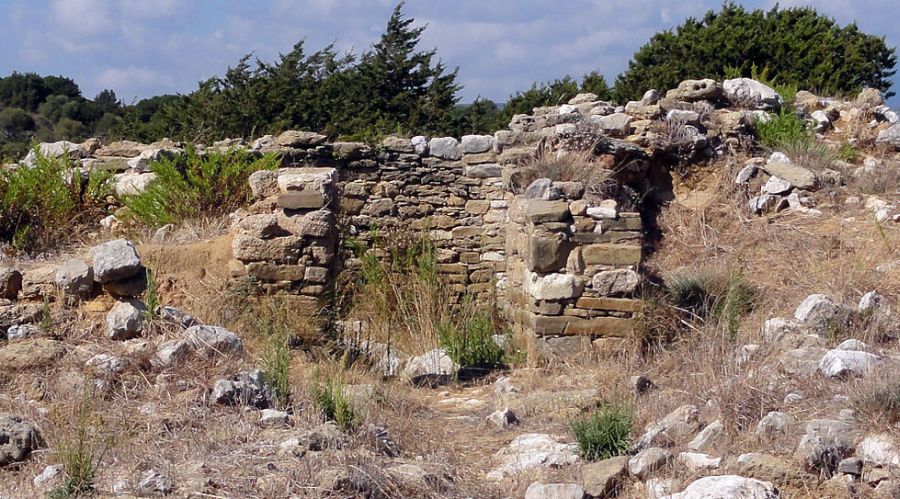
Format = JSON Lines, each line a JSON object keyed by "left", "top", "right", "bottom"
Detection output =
{"left": 570, "top": 402, "right": 633, "bottom": 461}
{"left": 122, "top": 147, "right": 279, "bottom": 227}
{"left": 49, "top": 398, "right": 111, "bottom": 498}
{"left": 667, "top": 265, "right": 757, "bottom": 331}
{"left": 754, "top": 110, "right": 811, "bottom": 151}
{"left": 311, "top": 374, "right": 358, "bottom": 431}
{"left": 437, "top": 308, "right": 506, "bottom": 371}
{"left": 258, "top": 307, "right": 292, "bottom": 409}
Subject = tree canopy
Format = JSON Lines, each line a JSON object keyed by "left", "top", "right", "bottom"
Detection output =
{"left": 612, "top": 3, "right": 897, "bottom": 101}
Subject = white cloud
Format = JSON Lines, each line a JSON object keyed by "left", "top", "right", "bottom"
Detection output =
{"left": 51, "top": 0, "right": 112, "bottom": 35}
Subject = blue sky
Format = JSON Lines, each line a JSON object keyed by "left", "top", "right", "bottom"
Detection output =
{"left": 0, "top": 0, "right": 896, "bottom": 105}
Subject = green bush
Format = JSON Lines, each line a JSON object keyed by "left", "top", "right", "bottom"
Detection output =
{"left": 436, "top": 309, "right": 505, "bottom": 371}
{"left": 570, "top": 402, "right": 633, "bottom": 461}
{"left": 122, "top": 147, "right": 279, "bottom": 227}
{"left": 613, "top": 4, "right": 896, "bottom": 102}
{"left": 0, "top": 146, "right": 109, "bottom": 252}
{"left": 311, "top": 375, "right": 358, "bottom": 431}
{"left": 755, "top": 110, "right": 811, "bottom": 151}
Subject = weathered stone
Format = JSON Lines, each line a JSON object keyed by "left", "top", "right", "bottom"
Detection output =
{"left": 592, "top": 269, "right": 640, "bottom": 296}
{"left": 0, "top": 267, "right": 22, "bottom": 300}
{"left": 526, "top": 200, "right": 570, "bottom": 224}
{"left": 105, "top": 299, "right": 146, "bottom": 340}
{"left": 524, "top": 482, "right": 585, "bottom": 499}
{"left": 0, "top": 339, "right": 65, "bottom": 370}
{"left": 382, "top": 136, "right": 414, "bottom": 153}
{"left": 465, "top": 163, "right": 502, "bottom": 178}
{"left": 428, "top": 137, "right": 460, "bottom": 160}
{"left": 275, "top": 130, "right": 327, "bottom": 148}
{"left": 580, "top": 456, "right": 628, "bottom": 497}
{"left": 723, "top": 78, "right": 783, "bottom": 110}
{"left": 669, "top": 475, "right": 778, "bottom": 499}
{"left": 248, "top": 169, "right": 278, "bottom": 198}
{"left": 524, "top": 271, "right": 583, "bottom": 301}
{"left": 763, "top": 154, "right": 818, "bottom": 190}
{"left": 486, "top": 433, "right": 578, "bottom": 480}
{"left": 186, "top": 325, "right": 243, "bottom": 357}
{"left": 212, "top": 368, "right": 272, "bottom": 408}
{"left": 55, "top": 259, "right": 93, "bottom": 300}
{"left": 876, "top": 123, "right": 900, "bottom": 150}
{"left": 277, "top": 191, "right": 325, "bottom": 209}
{"left": 795, "top": 419, "right": 855, "bottom": 475}
{"left": 0, "top": 414, "right": 41, "bottom": 466}
{"left": 461, "top": 134, "right": 493, "bottom": 154}
{"left": 403, "top": 348, "right": 456, "bottom": 385}
{"left": 582, "top": 244, "right": 641, "bottom": 266}
{"left": 627, "top": 447, "right": 672, "bottom": 479}
{"left": 779, "top": 347, "right": 829, "bottom": 376}
{"left": 794, "top": 294, "right": 853, "bottom": 337}
{"left": 91, "top": 239, "right": 142, "bottom": 283}
{"left": 487, "top": 408, "right": 519, "bottom": 428}
{"left": 856, "top": 434, "right": 900, "bottom": 467}
{"left": 637, "top": 405, "right": 701, "bottom": 450}
{"left": 528, "top": 231, "right": 570, "bottom": 273}
{"left": 666, "top": 79, "right": 725, "bottom": 102}
{"left": 818, "top": 349, "right": 880, "bottom": 378}
{"left": 575, "top": 297, "right": 640, "bottom": 312}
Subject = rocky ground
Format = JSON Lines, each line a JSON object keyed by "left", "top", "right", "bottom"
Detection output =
{"left": 1, "top": 80, "right": 900, "bottom": 498}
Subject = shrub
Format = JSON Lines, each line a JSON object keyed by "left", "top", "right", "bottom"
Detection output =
{"left": 143, "top": 268, "right": 160, "bottom": 323}
{"left": 0, "top": 146, "right": 109, "bottom": 253}
{"left": 122, "top": 147, "right": 279, "bottom": 227}
{"left": 570, "top": 402, "right": 633, "bottom": 461}
{"left": 755, "top": 110, "right": 810, "bottom": 151}
{"left": 436, "top": 309, "right": 506, "bottom": 372}
{"left": 311, "top": 374, "right": 358, "bottom": 431}
{"left": 49, "top": 398, "right": 111, "bottom": 498}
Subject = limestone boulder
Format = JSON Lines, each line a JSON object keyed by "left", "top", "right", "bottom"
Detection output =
{"left": 0, "top": 414, "right": 41, "bottom": 466}
{"left": 723, "top": 78, "right": 783, "bottom": 110}
{"left": 91, "top": 239, "right": 142, "bottom": 283}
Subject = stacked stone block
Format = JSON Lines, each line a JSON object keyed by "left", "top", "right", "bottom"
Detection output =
{"left": 503, "top": 180, "right": 642, "bottom": 347}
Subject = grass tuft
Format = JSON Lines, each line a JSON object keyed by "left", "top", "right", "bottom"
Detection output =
{"left": 570, "top": 402, "right": 633, "bottom": 461}
{"left": 436, "top": 308, "right": 505, "bottom": 372}
{"left": 49, "top": 397, "right": 111, "bottom": 498}
{"left": 311, "top": 374, "right": 359, "bottom": 431}
{"left": 755, "top": 109, "right": 810, "bottom": 152}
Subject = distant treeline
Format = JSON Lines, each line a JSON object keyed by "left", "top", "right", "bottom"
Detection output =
{"left": 0, "top": 2, "right": 894, "bottom": 157}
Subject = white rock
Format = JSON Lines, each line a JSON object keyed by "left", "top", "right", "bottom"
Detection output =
{"left": 411, "top": 135, "right": 428, "bottom": 155}
{"left": 762, "top": 317, "right": 804, "bottom": 343}
{"left": 628, "top": 447, "right": 672, "bottom": 479}
{"left": 857, "top": 434, "right": 900, "bottom": 467}
{"left": 33, "top": 464, "right": 64, "bottom": 489}
{"left": 86, "top": 353, "right": 125, "bottom": 376}
{"left": 858, "top": 291, "right": 889, "bottom": 314}
{"left": 678, "top": 451, "right": 721, "bottom": 472}
{"left": 818, "top": 349, "right": 879, "bottom": 377}
{"left": 403, "top": 348, "right": 456, "bottom": 382}
{"left": 186, "top": 325, "right": 243, "bottom": 357}
{"left": 835, "top": 339, "right": 867, "bottom": 351}
{"left": 794, "top": 294, "right": 852, "bottom": 336}
{"left": 114, "top": 172, "right": 157, "bottom": 197}
{"left": 105, "top": 299, "right": 145, "bottom": 340}
{"left": 487, "top": 408, "right": 519, "bottom": 428}
{"left": 586, "top": 200, "right": 618, "bottom": 219}
{"left": 557, "top": 104, "right": 578, "bottom": 115}
{"left": 688, "top": 419, "right": 724, "bottom": 452}
{"left": 762, "top": 175, "right": 792, "bottom": 195}
{"left": 91, "top": 239, "right": 142, "bottom": 283}
{"left": 723, "top": 78, "right": 783, "bottom": 110}
{"left": 260, "top": 409, "right": 290, "bottom": 427}
{"left": 524, "top": 271, "right": 583, "bottom": 301}
{"left": 735, "top": 163, "right": 758, "bottom": 184}
{"left": 756, "top": 411, "right": 793, "bottom": 437}
{"left": 524, "top": 482, "right": 585, "bottom": 499}
{"left": 428, "top": 137, "right": 460, "bottom": 160}
{"left": 666, "top": 475, "right": 778, "bottom": 499}
{"left": 461, "top": 134, "right": 493, "bottom": 154}
{"left": 486, "top": 433, "right": 578, "bottom": 480}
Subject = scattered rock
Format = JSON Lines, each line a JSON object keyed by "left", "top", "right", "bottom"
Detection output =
{"left": 667, "top": 475, "right": 779, "bottom": 499}
{"left": 580, "top": 455, "right": 628, "bottom": 498}
{"left": 136, "top": 469, "right": 174, "bottom": 496}
{"left": 627, "top": 447, "right": 672, "bottom": 479}
{"left": 186, "top": 325, "right": 243, "bottom": 357}
{"left": 487, "top": 408, "right": 519, "bottom": 428}
{"left": 524, "top": 482, "right": 585, "bottom": 499}
{"left": 0, "top": 338, "right": 66, "bottom": 370}
{"left": 630, "top": 374, "right": 655, "bottom": 395}
{"left": 794, "top": 294, "right": 853, "bottom": 337}
{"left": 636, "top": 405, "right": 700, "bottom": 449}
{"left": 0, "top": 414, "right": 41, "bottom": 466}
{"left": 678, "top": 451, "right": 721, "bottom": 472}
{"left": 33, "top": 464, "right": 64, "bottom": 489}
{"left": 687, "top": 419, "right": 724, "bottom": 452}
{"left": 259, "top": 409, "right": 289, "bottom": 427}
{"left": 763, "top": 153, "right": 818, "bottom": 190}
{"left": 837, "top": 457, "right": 863, "bottom": 476}
{"left": 55, "top": 259, "right": 93, "bottom": 300}
{"left": 211, "top": 369, "right": 272, "bottom": 408}
{"left": 105, "top": 299, "right": 146, "bottom": 340}
{"left": 91, "top": 239, "right": 142, "bottom": 283}
{"left": 403, "top": 348, "right": 456, "bottom": 386}
{"left": 486, "top": 433, "right": 578, "bottom": 480}
{"left": 723, "top": 78, "right": 783, "bottom": 110}
{"left": 856, "top": 434, "right": 900, "bottom": 467}
{"left": 795, "top": 419, "right": 855, "bottom": 475}
{"left": 818, "top": 349, "right": 879, "bottom": 378}
{"left": 756, "top": 411, "right": 793, "bottom": 437}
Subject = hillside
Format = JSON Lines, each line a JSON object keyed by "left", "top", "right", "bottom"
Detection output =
{"left": 0, "top": 77, "right": 898, "bottom": 498}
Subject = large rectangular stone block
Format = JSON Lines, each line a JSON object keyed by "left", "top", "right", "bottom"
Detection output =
{"left": 575, "top": 297, "right": 641, "bottom": 312}
{"left": 581, "top": 244, "right": 641, "bottom": 266}
{"left": 528, "top": 314, "right": 634, "bottom": 337}
{"left": 232, "top": 235, "right": 302, "bottom": 263}
{"left": 277, "top": 191, "right": 325, "bottom": 210}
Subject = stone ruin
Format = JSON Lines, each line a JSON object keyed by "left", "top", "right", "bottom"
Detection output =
{"left": 15, "top": 78, "right": 900, "bottom": 358}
